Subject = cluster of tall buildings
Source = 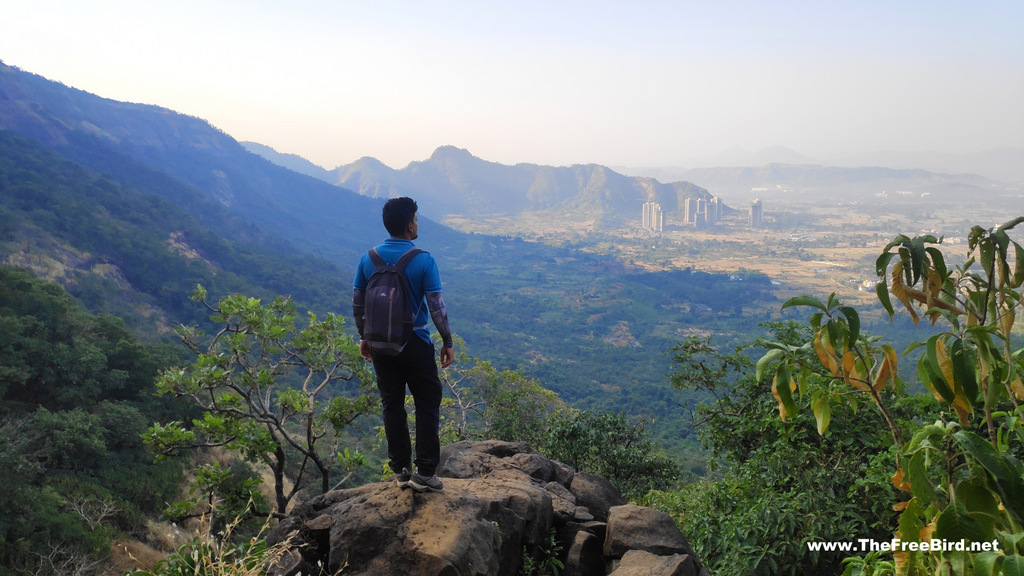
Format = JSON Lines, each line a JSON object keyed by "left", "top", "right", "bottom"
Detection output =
{"left": 641, "top": 201, "right": 664, "bottom": 232}
{"left": 641, "top": 196, "right": 725, "bottom": 231}
{"left": 640, "top": 196, "right": 766, "bottom": 231}
{"left": 682, "top": 196, "right": 722, "bottom": 227}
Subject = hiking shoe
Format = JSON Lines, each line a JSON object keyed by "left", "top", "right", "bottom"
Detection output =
{"left": 408, "top": 472, "right": 444, "bottom": 492}
{"left": 394, "top": 468, "right": 412, "bottom": 489}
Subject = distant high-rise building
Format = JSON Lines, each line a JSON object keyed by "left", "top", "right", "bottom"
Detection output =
{"left": 683, "top": 197, "right": 699, "bottom": 226}
{"left": 750, "top": 199, "right": 764, "bottom": 229}
{"left": 708, "top": 196, "right": 722, "bottom": 224}
{"left": 642, "top": 201, "right": 663, "bottom": 232}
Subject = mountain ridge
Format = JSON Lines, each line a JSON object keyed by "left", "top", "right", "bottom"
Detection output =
{"left": 241, "top": 143, "right": 714, "bottom": 227}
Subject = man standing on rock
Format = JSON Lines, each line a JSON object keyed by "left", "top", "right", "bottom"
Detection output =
{"left": 352, "top": 197, "right": 454, "bottom": 492}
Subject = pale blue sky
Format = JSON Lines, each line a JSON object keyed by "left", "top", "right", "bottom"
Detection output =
{"left": 1, "top": 0, "right": 1021, "bottom": 169}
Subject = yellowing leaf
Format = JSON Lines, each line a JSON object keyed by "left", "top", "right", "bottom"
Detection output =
{"left": 892, "top": 468, "right": 911, "bottom": 492}
{"left": 935, "top": 339, "right": 955, "bottom": 392}
{"left": 812, "top": 394, "right": 831, "bottom": 436}
{"left": 952, "top": 402, "right": 971, "bottom": 427}
{"left": 937, "top": 338, "right": 972, "bottom": 421}
{"left": 1000, "top": 303, "right": 1015, "bottom": 340}
{"left": 919, "top": 518, "right": 936, "bottom": 542}
{"left": 893, "top": 500, "right": 910, "bottom": 512}
{"left": 842, "top": 347, "right": 869, "bottom": 390}
{"left": 924, "top": 265, "right": 943, "bottom": 324}
{"left": 772, "top": 372, "right": 798, "bottom": 422}
{"left": 890, "top": 262, "right": 920, "bottom": 325}
{"left": 926, "top": 265, "right": 942, "bottom": 303}
{"left": 873, "top": 345, "right": 899, "bottom": 393}
{"left": 1011, "top": 374, "right": 1024, "bottom": 401}
{"left": 873, "top": 359, "right": 891, "bottom": 393}
{"left": 894, "top": 552, "right": 908, "bottom": 576}
{"left": 814, "top": 330, "right": 840, "bottom": 377}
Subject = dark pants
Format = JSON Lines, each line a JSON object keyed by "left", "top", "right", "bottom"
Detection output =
{"left": 371, "top": 335, "right": 442, "bottom": 476}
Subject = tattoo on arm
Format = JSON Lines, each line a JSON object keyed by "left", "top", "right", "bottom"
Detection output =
{"left": 426, "top": 292, "right": 453, "bottom": 348}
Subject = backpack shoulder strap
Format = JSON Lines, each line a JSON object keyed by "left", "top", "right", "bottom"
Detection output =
{"left": 367, "top": 248, "right": 386, "bottom": 268}
{"left": 394, "top": 248, "right": 425, "bottom": 271}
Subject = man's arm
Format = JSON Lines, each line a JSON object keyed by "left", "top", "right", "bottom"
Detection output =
{"left": 426, "top": 292, "right": 454, "bottom": 367}
{"left": 352, "top": 288, "right": 371, "bottom": 361}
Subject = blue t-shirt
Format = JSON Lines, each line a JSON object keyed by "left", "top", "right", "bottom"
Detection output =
{"left": 353, "top": 238, "right": 443, "bottom": 343}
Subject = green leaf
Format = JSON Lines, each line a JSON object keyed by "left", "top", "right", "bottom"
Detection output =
{"left": 898, "top": 246, "right": 915, "bottom": 285}
{"left": 882, "top": 234, "right": 913, "bottom": 255}
{"left": 1003, "top": 556, "right": 1024, "bottom": 576}
{"left": 909, "top": 237, "right": 929, "bottom": 284}
{"left": 826, "top": 292, "right": 840, "bottom": 311}
{"left": 876, "top": 250, "right": 897, "bottom": 277}
{"left": 949, "top": 338, "right": 979, "bottom": 407}
{"left": 1012, "top": 241, "right": 1024, "bottom": 288}
{"left": 837, "top": 306, "right": 860, "bottom": 345}
{"left": 954, "top": 430, "right": 1024, "bottom": 526}
{"left": 980, "top": 238, "right": 995, "bottom": 274}
{"left": 926, "top": 246, "right": 947, "bottom": 280}
{"left": 756, "top": 349, "right": 786, "bottom": 382}
{"left": 826, "top": 320, "right": 842, "bottom": 352}
{"left": 975, "top": 551, "right": 1003, "bottom": 576}
{"left": 955, "top": 476, "right": 1001, "bottom": 540}
{"left": 934, "top": 499, "right": 988, "bottom": 543}
{"left": 907, "top": 450, "right": 937, "bottom": 506}
{"left": 781, "top": 295, "right": 828, "bottom": 312}
{"left": 876, "top": 281, "right": 895, "bottom": 320}
{"left": 809, "top": 311, "right": 824, "bottom": 330}
{"left": 897, "top": 498, "right": 925, "bottom": 543}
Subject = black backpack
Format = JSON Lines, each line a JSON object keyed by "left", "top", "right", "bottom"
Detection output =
{"left": 362, "top": 247, "right": 425, "bottom": 356}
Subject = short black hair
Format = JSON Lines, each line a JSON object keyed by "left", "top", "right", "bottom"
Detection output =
{"left": 382, "top": 197, "right": 418, "bottom": 237}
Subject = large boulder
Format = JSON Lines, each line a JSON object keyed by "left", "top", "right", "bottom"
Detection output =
{"left": 608, "top": 550, "right": 697, "bottom": 576}
{"left": 563, "top": 531, "right": 606, "bottom": 576}
{"left": 604, "top": 504, "right": 697, "bottom": 559}
{"left": 266, "top": 441, "right": 705, "bottom": 576}
{"left": 569, "top": 472, "right": 627, "bottom": 522}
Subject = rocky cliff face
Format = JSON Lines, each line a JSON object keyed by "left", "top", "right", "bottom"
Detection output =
{"left": 267, "top": 440, "right": 707, "bottom": 576}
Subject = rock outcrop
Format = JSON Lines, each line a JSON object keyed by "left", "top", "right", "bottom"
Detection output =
{"left": 266, "top": 440, "right": 706, "bottom": 576}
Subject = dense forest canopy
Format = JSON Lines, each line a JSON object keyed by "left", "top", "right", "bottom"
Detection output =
{"left": 0, "top": 267, "right": 184, "bottom": 574}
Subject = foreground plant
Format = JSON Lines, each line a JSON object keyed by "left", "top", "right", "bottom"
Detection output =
{"left": 145, "top": 286, "right": 377, "bottom": 519}
{"left": 760, "top": 218, "right": 1024, "bottom": 574}
{"left": 128, "top": 513, "right": 295, "bottom": 576}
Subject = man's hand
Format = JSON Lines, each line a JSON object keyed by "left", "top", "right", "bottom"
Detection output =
{"left": 439, "top": 345, "right": 455, "bottom": 368}
{"left": 359, "top": 340, "right": 372, "bottom": 362}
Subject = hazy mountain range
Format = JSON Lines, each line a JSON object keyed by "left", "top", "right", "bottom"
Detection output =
{"left": 242, "top": 141, "right": 1021, "bottom": 217}
{"left": 244, "top": 142, "right": 714, "bottom": 225}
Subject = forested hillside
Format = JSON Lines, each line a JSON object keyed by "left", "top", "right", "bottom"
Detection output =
{"left": 0, "top": 267, "right": 184, "bottom": 574}
{"left": 0, "top": 130, "right": 351, "bottom": 329}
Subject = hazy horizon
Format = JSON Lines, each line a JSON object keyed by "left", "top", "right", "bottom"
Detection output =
{"left": 2, "top": 1, "right": 1022, "bottom": 171}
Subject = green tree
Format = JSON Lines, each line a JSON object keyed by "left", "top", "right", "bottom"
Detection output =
{"left": 145, "top": 286, "right": 377, "bottom": 518}
{"left": 759, "top": 218, "right": 1024, "bottom": 575}
{"left": 650, "top": 330, "right": 908, "bottom": 575}
{"left": 439, "top": 347, "right": 564, "bottom": 448}
{"left": 544, "top": 409, "right": 678, "bottom": 500}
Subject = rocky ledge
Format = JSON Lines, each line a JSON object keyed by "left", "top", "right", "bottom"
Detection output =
{"left": 267, "top": 440, "right": 707, "bottom": 576}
